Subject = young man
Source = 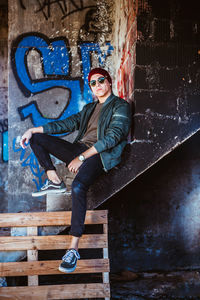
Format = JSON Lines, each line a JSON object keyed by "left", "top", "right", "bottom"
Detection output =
{"left": 20, "top": 68, "right": 131, "bottom": 273}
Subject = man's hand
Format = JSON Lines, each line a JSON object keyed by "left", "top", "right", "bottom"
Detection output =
{"left": 20, "top": 126, "right": 44, "bottom": 149}
{"left": 20, "top": 129, "right": 33, "bottom": 149}
{"left": 68, "top": 157, "right": 83, "bottom": 174}
{"left": 67, "top": 146, "right": 98, "bottom": 174}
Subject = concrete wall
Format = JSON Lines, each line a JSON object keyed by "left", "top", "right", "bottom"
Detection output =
{"left": 104, "top": 130, "right": 200, "bottom": 273}
{"left": 8, "top": 0, "right": 115, "bottom": 212}
{"left": 134, "top": 0, "right": 200, "bottom": 145}
{"left": 4, "top": 0, "right": 199, "bottom": 214}
{"left": 88, "top": 0, "right": 200, "bottom": 209}
{"left": 112, "top": 0, "right": 137, "bottom": 103}
{"left": 101, "top": 0, "right": 200, "bottom": 276}
{"left": 0, "top": 0, "right": 200, "bottom": 277}
{"left": 0, "top": 2, "right": 8, "bottom": 214}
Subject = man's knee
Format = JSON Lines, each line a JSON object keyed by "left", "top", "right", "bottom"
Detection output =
{"left": 71, "top": 179, "right": 88, "bottom": 198}
{"left": 30, "top": 133, "right": 44, "bottom": 147}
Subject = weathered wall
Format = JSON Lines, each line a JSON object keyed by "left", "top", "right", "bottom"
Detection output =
{"left": 88, "top": 0, "right": 200, "bottom": 208}
{"left": 0, "top": 0, "right": 200, "bottom": 292}
{"left": 101, "top": 0, "right": 200, "bottom": 280}
{"left": 8, "top": 0, "right": 115, "bottom": 212}
{"left": 104, "top": 130, "right": 200, "bottom": 274}
{"left": 0, "top": 2, "right": 8, "bottom": 214}
{"left": 112, "top": 0, "right": 137, "bottom": 102}
{"left": 5, "top": 0, "right": 199, "bottom": 215}
{"left": 134, "top": 0, "right": 200, "bottom": 144}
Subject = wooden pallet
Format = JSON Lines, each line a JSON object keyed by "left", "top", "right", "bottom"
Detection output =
{"left": 0, "top": 210, "right": 110, "bottom": 299}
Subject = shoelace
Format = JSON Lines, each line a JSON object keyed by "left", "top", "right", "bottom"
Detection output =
{"left": 41, "top": 179, "right": 49, "bottom": 190}
{"left": 62, "top": 249, "right": 80, "bottom": 263}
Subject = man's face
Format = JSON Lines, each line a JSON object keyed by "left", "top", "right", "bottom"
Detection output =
{"left": 89, "top": 73, "right": 112, "bottom": 99}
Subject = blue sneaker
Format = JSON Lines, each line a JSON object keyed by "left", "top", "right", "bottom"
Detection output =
{"left": 59, "top": 249, "right": 80, "bottom": 273}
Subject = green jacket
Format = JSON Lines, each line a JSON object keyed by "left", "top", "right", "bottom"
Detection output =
{"left": 43, "top": 93, "right": 131, "bottom": 171}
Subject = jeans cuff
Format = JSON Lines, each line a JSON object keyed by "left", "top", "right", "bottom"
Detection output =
{"left": 69, "top": 229, "right": 82, "bottom": 238}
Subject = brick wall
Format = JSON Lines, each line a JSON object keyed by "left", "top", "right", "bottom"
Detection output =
{"left": 134, "top": 0, "right": 200, "bottom": 145}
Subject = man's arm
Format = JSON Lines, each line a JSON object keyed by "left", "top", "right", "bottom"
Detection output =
{"left": 20, "top": 126, "right": 44, "bottom": 149}
{"left": 42, "top": 111, "right": 82, "bottom": 135}
{"left": 20, "top": 108, "right": 83, "bottom": 149}
{"left": 93, "top": 101, "right": 131, "bottom": 153}
{"left": 68, "top": 101, "right": 131, "bottom": 174}
{"left": 68, "top": 146, "right": 98, "bottom": 173}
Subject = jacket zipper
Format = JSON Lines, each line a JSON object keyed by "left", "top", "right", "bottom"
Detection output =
{"left": 97, "top": 108, "right": 108, "bottom": 173}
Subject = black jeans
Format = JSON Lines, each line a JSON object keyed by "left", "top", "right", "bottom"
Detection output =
{"left": 30, "top": 133, "right": 105, "bottom": 237}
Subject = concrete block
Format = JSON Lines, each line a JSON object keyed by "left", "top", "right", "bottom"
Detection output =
{"left": 154, "top": 19, "right": 171, "bottom": 42}
{"left": 159, "top": 67, "right": 185, "bottom": 90}
{"left": 134, "top": 91, "right": 178, "bottom": 115}
{"left": 41, "top": 189, "right": 72, "bottom": 236}
{"left": 134, "top": 66, "right": 148, "bottom": 89}
{"left": 136, "top": 43, "right": 200, "bottom": 67}
{"left": 187, "top": 95, "right": 200, "bottom": 114}
{"left": 46, "top": 192, "right": 72, "bottom": 212}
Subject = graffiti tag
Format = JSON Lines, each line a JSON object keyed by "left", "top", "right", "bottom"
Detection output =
{"left": 11, "top": 32, "right": 113, "bottom": 127}
{"left": 13, "top": 138, "right": 45, "bottom": 191}
{"left": 0, "top": 119, "right": 8, "bottom": 162}
{"left": 19, "top": 0, "right": 95, "bottom": 20}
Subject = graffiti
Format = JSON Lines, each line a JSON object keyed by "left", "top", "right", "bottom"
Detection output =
{"left": 0, "top": 119, "right": 8, "bottom": 134}
{"left": 79, "top": 9, "right": 112, "bottom": 42}
{"left": 2, "top": 131, "right": 8, "bottom": 162}
{"left": 19, "top": 0, "right": 95, "bottom": 20}
{"left": 0, "top": 119, "right": 8, "bottom": 162}
{"left": 117, "top": 19, "right": 136, "bottom": 100}
{"left": 11, "top": 32, "right": 113, "bottom": 127}
{"left": 13, "top": 138, "right": 45, "bottom": 191}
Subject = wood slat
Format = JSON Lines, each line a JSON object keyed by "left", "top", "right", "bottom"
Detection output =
{"left": 0, "top": 283, "right": 110, "bottom": 299}
{"left": 0, "top": 258, "right": 110, "bottom": 277}
{"left": 27, "top": 227, "right": 38, "bottom": 286}
{"left": 0, "top": 234, "right": 107, "bottom": 250}
{"left": 0, "top": 210, "right": 108, "bottom": 227}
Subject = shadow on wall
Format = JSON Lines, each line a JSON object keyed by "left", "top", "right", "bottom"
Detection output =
{"left": 101, "top": 130, "right": 200, "bottom": 273}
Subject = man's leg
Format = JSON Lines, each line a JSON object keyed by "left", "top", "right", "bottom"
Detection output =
{"left": 70, "top": 153, "right": 104, "bottom": 237}
{"left": 46, "top": 170, "right": 61, "bottom": 184}
{"left": 30, "top": 133, "right": 87, "bottom": 171}
{"left": 30, "top": 133, "right": 88, "bottom": 196}
{"left": 59, "top": 153, "right": 105, "bottom": 273}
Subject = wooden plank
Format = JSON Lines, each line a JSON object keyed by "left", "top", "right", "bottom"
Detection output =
{"left": 0, "top": 258, "right": 110, "bottom": 277}
{"left": 0, "top": 234, "right": 108, "bottom": 251}
{"left": 103, "top": 272, "right": 110, "bottom": 284}
{"left": 103, "top": 224, "right": 109, "bottom": 259}
{"left": 0, "top": 209, "right": 110, "bottom": 299}
{"left": 27, "top": 227, "right": 38, "bottom": 286}
{"left": 0, "top": 283, "right": 110, "bottom": 299}
{"left": 0, "top": 210, "right": 108, "bottom": 227}
{"left": 103, "top": 222, "right": 110, "bottom": 289}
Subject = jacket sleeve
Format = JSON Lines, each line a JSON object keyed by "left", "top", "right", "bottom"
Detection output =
{"left": 93, "top": 101, "right": 131, "bottom": 153}
{"left": 42, "top": 111, "right": 82, "bottom": 134}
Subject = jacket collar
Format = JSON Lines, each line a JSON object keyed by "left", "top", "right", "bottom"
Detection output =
{"left": 95, "top": 93, "right": 115, "bottom": 106}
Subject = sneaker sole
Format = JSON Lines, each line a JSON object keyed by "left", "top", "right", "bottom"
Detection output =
{"left": 32, "top": 188, "right": 71, "bottom": 197}
{"left": 58, "top": 265, "right": 76, "bottom": 273}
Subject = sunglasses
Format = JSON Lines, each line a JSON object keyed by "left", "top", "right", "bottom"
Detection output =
{"left": 89, "top": 76, "right": 107, "bottom": 87}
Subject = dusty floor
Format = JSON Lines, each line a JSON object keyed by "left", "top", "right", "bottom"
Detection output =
{"left": 4, "top": 269, "right": 200, "bottom": 299}
{"left": 111, "top": 270, "right": 200, "bottom": 299}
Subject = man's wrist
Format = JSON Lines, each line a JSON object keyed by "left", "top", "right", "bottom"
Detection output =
{"left": 31, "top": 126, "right": 43, "bottom": 134}
{"left": 78, "top": 154, "right": 86, "bottom": 162}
